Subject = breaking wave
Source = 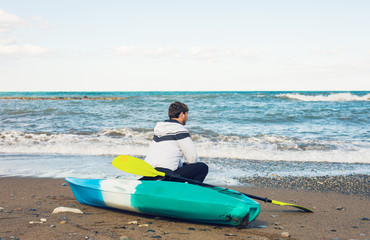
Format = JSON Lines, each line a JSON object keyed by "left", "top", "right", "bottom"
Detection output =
{"left": 1, "top": 129, "right": 369, "bottom": 163}
{"left": 277, "top": 92, "right": 370, "bottom": 102}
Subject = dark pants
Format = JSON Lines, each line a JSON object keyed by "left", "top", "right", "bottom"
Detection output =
{"left": 173, "top": 162, "right": 208, "bottom": 182}
{"left": 141, "top": 162, "right": 209, "bottom": 183}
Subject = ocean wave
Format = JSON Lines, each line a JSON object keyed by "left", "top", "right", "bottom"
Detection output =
{"left": 1, "top": 129, "right": 369, "bottom": 163}
{"left": 276, "top": 93, "right": 370, "bottom": 102}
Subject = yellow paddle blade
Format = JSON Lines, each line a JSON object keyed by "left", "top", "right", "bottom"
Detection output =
{"left": 112, "top": 155, "right": 165, "bottom": 177}
{"left": 271, "top": 200, "right": 314, "bottom": 213}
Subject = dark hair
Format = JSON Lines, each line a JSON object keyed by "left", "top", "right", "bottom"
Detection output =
{"left": 168, "top": 102, "right": 188, "bottom": 119}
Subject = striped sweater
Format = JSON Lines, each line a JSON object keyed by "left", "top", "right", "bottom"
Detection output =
{"left": 145, "top": 119, "right": 199, "bottom": 171}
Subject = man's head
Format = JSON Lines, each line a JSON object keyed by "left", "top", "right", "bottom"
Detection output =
{"left": 168, "top": 101, "right": 189, "bottom": 125}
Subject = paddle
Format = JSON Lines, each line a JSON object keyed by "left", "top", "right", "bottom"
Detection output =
{"left": 112, "top": 155, "right": 314, "bottom": 213}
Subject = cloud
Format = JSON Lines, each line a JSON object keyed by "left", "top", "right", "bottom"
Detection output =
{"left": 310, "top": 45, "right": 344, "bottom": 55}
{"left": 0, "top": 43, "right": 52, "bottom": 57}
{"left": 0, "top": 9, "right": 53, "bottom": 58}
{"left": 0, "top": 9, "right": 27, "bottom": 32}
{"left": 115, "top": 45, "right": 179, "bottom": 58}
{"left": 115, "top": 45, "right": 258, "bottom": 61}
{"left": 31, "top": 16, "right": 52, "bottom": 29}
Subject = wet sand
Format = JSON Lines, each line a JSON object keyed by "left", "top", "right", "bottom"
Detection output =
{"left": 0, "top": 177, "right": 369, "bottom": 240}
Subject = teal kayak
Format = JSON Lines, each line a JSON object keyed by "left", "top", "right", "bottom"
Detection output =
{"left": 65, "top": 177, "right": 260, "bottom": 227}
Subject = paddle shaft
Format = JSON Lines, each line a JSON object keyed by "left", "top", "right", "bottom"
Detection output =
{"left": 166, "top": 173, "right": 271, "bottom": 203}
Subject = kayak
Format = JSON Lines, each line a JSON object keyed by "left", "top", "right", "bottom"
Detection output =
{"left": 65, "top": 177, "right": 260, "bottom": 227}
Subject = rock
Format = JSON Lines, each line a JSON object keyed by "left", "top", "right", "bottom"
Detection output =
{"left": 29, "top": 208, "right": 37, "bottom": 211}
{"left": 127, "top": 221, "right": 138, "bottom": 224}
{"left": 139, "top": 224, "right": 149, "bottom": 227}
{"left": 225, "top": 233, "right": 237, "bottom": 236}
{"left": 361, "top": 217, "right": 369, "bottom": 221}
{"left": 257, "top": 225, "right": 267, "bottom": 228}
{"left": 50, "top": 225, "right": 56, "bottom": 228}
{"left": 40, "top": 218, "right": 47, "bottom": 222}
{"left": 188, "top": 227, "right": 195, "bottom": 230}
{"left": 275, "top": 226, "right": 284, "bottom": 230}
{"left": 60, "top": 220, "right": 67, "bottom": 224}
{"left": 61, "top": 183, "right": 68, "bottom": 186}
{"left": 52, "top": 207, "right": 83, "bottom": 214}
{"left": 151, "top": 236, "right": 162, "bottom": 239}
{"left": 336, "top": 207, "right": 345, "bottom": 211}
{"left": 120, "top": 237, "right": 130, "bottom": 240}
{"left": 281, "top": 232, "right": 290, "bottom": 237}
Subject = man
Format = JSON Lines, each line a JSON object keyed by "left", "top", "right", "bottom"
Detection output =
{"left": 144, "top": 101, "right": 208, "bottom": 182}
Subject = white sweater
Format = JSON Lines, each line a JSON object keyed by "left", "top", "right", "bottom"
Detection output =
{"left": 145, "top": 120, "right": 199, "bottom": 171}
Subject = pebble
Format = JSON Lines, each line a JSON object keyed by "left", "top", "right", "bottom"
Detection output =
{"left": 225, "top": 233, "right": 237, "bottom": 236}
{"left": 281, "top": 232, "right": 290, "bottom": 237}
{"left": 139, "top": 224, "right": 149, "bottom": 227}
{"left": 257, "top": 225, "right": 267, "bottom": 228}
{"left": 60, "top": 220, "right": 67, "bottom": 224}
{"left": 50, "top": 225, "right": 56, "bottom": 228}
{"left": 151, "top": 236, "right": 162, "bottom": 239}
{"left": 127, "top": 221, "right": 138, "bottom": 224}
{"left": 52, "top": 206, "right": 83, "bottom": 214}
{"left": 120, "top": 237, "right": 130, "bottom": 240}
{"left": 40, "top": 218, "right": 47, "bottom": 222}
{"left": 29, "top": 208, "right": 37, "bottom": 211}
{"left": 61, "top": 183, "right": 68, "bottom": 186}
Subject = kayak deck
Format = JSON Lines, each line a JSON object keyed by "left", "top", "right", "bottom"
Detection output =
{"left": 65, "top": 177, "right": 260, "bottom": 227}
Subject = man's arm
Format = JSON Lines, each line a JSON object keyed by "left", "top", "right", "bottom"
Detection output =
{"left": 177, "top": 137, "right": 199, "bottom": 164}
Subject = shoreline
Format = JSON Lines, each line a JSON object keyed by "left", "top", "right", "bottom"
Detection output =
{"left": 238, "top": 174, "right": 369, "bottom": 197}
{"left": 1, "top": 175, "right": 369, "bottom": 240}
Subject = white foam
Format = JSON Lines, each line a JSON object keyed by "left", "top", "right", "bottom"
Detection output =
{"left": 1, "top": 130, "right": 369, "bottom": 163}
{"left": 277, "top": 93, "right": 370, "bottom": 102}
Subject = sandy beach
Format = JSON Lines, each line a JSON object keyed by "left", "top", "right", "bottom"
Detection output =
{"left": 0, "top": 176, "right": 369, "bottom": 240}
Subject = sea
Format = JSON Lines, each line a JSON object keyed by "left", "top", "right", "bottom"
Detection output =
{"left": 1, "top": 91, "right": 369, "bottom": 185}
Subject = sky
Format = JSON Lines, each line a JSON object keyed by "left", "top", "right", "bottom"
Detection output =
{"left": 0, "top": 0, "right": 369, "bottom": 91}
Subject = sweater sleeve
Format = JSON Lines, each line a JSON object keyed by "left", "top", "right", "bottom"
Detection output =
{"left": 177, "top": 136, "right": 199, "bottom": 164}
